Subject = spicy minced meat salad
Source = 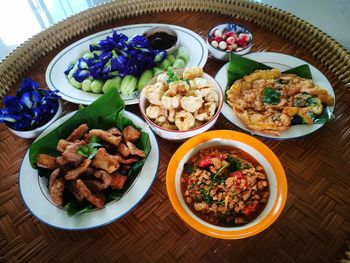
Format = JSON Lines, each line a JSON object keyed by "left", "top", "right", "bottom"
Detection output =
{"left": 181, "top": 146, "right": 269, "bottom": 226}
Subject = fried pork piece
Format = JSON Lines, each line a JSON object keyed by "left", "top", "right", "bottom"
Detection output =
{"left": 76, "top": 179, "right": 104, "bottom": 208}
{"left": 117, "top": 142, "right": 130, "bottom": 157}
{"left": 37, "top": 154, "right": 58, "bottom": 169}
{"left": 122, "top": 125, "right": 140, "bottom": 142}
{"left": 93, "top": 170, "right": 112, "bottom": 189}
{"left": 49, "top": 168, "right": 65, "bottom": 206}
{"left": 114, "top": 154, "right": 139, "bottom": 164}
{"left": 57, "top": 139, "right": 73, "bottom": 152}
{"left": 89, "top": 129, "right": 122, "bottom": 147}
{"left": 110, "top": 173, "right": 128, "bottom": 190}
{"left": 67, "top": 181, "right": 84, "bottom": 202}
{"left": 57, "top": 141, "right": 85, "bottom": 167}
{"left": 65, "top": 159, "right": 92, "bottom": 180}
{"left": 92, "top": 148, "right": 120, "bottom": 173}
{"left": 126, "top": 141, "right": 145, "bottom": 158}
{"left": 66, "top": 123, "right": 89, "bottom": 142}
{"left": 83, "top": 179, "right": 104, "bottom": 192}
{"left": 108, "top": 127, "right": 122, "bottom": 136}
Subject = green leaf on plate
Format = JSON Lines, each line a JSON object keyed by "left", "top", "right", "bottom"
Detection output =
{"left": 29, "top": 88, "right": 125, "bottom": 166}
{"left": 227, "top": 53, "right": 271, "bottom": 86}
{"left": 227, "top": 53, "right": 312, "bottom": 87}
{"left": 226, "top": 53, "right": 332, "bottom": 125}
{"left": 28, "top": 88, "right": 152, "bottom": 216}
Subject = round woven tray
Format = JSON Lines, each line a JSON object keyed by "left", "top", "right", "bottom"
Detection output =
{"left": 0, "top": 1, "right": 349, "bottom": 262}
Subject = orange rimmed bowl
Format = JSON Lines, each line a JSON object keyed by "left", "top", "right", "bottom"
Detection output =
{"left": 166, "top": 130, "right": 287, "bottom": 239}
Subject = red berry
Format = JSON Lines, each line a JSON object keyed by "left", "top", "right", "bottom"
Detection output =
{"left": 226, "top": 31, "right": 235, "bottom": 37}
{"left": 214, "top": 36, "right": 222, "bottom": 42}
{"left": 235, "top": 38, "right": 245, "bottom": 47}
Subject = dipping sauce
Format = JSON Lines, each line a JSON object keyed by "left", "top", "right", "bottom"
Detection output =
{"left": 181, "top": 146, "right": 269, "bottom": 227}
{"left": 146, "top": 31, "right": 178, "bottom": 50}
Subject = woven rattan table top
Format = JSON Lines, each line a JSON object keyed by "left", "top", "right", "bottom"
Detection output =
{"left": 0, "top": 9, "right": 349, "bottom": 263}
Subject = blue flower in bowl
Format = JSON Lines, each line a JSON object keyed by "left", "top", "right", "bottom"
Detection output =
{"left": 0, "top": 78, "right": 62, "bottom": 138}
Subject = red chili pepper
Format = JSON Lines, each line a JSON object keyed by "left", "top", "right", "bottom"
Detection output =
{"left": 243, "top": 202, "right": 258, "bottom": 216}
{"left": 198, "top": 156, "right": 213, "bottom": 168}
{"left": 230, "top": 171, "right": 243, "bottom": 178}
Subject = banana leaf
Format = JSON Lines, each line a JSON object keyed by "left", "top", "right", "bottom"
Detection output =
{"left": 226, "top": 53, "right": 334, "bottom": 124}
{"left": 227, "top": 53, "right": 312, "bottom": 86}
{"left": 28, "top": 88, "right": 151, "bottom": 216}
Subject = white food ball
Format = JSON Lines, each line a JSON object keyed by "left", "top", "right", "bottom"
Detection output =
{"left": 236, "top": 47, "right": 243, "bottom": 51}
{"left": 214, "top": 29, "right": 223, "bottom": 37}
{"left": 218, "top": 41, "right": 227, "bottom": 50}
{"left": 211, "top": 40, "right": 219, "bottom": 48}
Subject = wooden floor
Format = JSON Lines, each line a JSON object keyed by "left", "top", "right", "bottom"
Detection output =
{"left": 0, "top": 11, "right": 349, "bottom": 263}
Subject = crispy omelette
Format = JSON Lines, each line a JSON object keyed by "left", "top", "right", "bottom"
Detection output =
{"left": 226, "top": 69, "right": 334, "bottom": 135}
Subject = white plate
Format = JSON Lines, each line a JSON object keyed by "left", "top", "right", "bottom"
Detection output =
{"left": 215, "top": 52, "right": 336, "bottom": 139}
{"left": 46, "top": 23, "right": 208, "bottom": 105}
{"left": 19, "top": 111, "right": 159, "bottom": 230}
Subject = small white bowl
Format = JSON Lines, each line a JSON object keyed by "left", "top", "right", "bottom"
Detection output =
{"left": 143, "top": 26, "right": 180, "bottom": 54}
{"left": 207, "top": 23, "right": 253, "bottom": 61}
{"left": 139, "top": 69, "right": 224, "bottom": 142}
{"left": 8, "top": 100, "right": 62, "bottom": 139}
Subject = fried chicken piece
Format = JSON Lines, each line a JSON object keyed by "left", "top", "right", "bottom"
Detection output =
{"left": 126, "top": 141, "right": 146, "bottom": 158}
{"left": 49, "top": 168, "right": 65, "bottom": 206}
{"left": 57, "top": 139, "right": 73, "bottom": 152}
{"left": 92, "top": 148, "right": 120, "bottom": 173}
{"left": 122, "top": 125, "right": 141, "bottom": 142}
{"left": 67, "top": 181, "right": 84, "bottom": 202}
{"left": 93, "top": 170, "right": 112, "bottom": 189}
{"left": 110, "top": 173, "right": 128, "bottom": 190}
{"left": 114, "top": 154, "right": 139, "bottom": 164}
{"left": 108, "top": 127, "right": 122, "bottom": 136}
{"left": 66, "top": 123, "right": 89, "bottom": 142}
{"left": 89, "top": 129, "right": 122, "bottom": 147}
{"left": 65, "top": 159, "right": 92, "bottom": 180}
{"left": 76, "top": 179, "right": 104, "bottom": 208}
{"left": 116, "top": 142, "right": 130, "bottom": 157}
{"left": 37, "top": 154, "right": 58, "bottom": 170}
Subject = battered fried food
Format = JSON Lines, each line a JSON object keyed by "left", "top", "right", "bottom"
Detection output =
{"left": 226, "top": 69, "right": 334, "bottom": 135}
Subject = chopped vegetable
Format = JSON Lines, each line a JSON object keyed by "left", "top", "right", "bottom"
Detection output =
{"left": 120, "top": 75, "right": 138, "bottom": 96}
{"left": 262, "top": 87, "right": 280, "bottom": 105}
{"left": 102, "top": 77, "right": 121, "bottom": 94}
{"left": 137, "top": 70, "right": 153, "bottom": 91}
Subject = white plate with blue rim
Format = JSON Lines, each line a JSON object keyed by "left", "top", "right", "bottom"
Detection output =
{"left": 46, "top": 23, "right": 208, "bottom": 105}
{"left": 215, "top": 52, "right": 336, "bottom": 139}
{"left": 19, "top": 111, "right": 159, "bottom": 230}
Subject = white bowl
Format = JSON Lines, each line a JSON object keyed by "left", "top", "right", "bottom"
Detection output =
{"left": 166, "top": 131, "right": 288, "bottom": 239}
{"left": 8, "top": 100, "right": 62, "bottom": 139}
{"left": 207, "top": 23, "right": 253, "bottom": 61}
{"left": 143, "top": 26, "right": 180, "bottom": 54}
{"left": 139, "top": 69, "right": 224, "bottom": 142}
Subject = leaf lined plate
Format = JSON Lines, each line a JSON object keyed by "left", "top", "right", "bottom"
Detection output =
{"left": 46, "top": 23, "right": 208, "bottom": 105}
{"left": 215, "top": 52, "right": 336, "bottom": 139}
{"left": 19, "top": 90, "right": 160, "bottom": 230}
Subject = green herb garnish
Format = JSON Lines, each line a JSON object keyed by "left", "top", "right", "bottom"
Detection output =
{"left": 263, "top": 87, "right": 281, "bottom": 105}
{"left": 184, "top": 163, "right": 194, "bottom": 174}
{"left": 76, "top": 135, "right": 102, "bottom": 159}
{"left": 226, "top": 156, "right": 241, "bottom": 171}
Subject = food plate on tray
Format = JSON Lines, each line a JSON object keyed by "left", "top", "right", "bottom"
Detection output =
{"left": 19, "top": 106, "right": 159, "bottom": 230}
{"left": 46, "top": 23, "right": 208, "bottom": 105}
{"left": 215, "top": 52, "right": 336, "bottom": 139}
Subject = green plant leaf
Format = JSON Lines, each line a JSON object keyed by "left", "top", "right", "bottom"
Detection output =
{"left": 29, "top": 88, "right": 152, "bottom": 216}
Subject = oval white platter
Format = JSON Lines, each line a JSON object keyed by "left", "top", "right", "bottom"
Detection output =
{"left": 215, "top": 52, "right": 336, "bottom": 139}
{"left": 19, "top": 111, "right": 159, "bottom": 230}
{"left": 46, "top": 23, "right": 208, "bottom": 105}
